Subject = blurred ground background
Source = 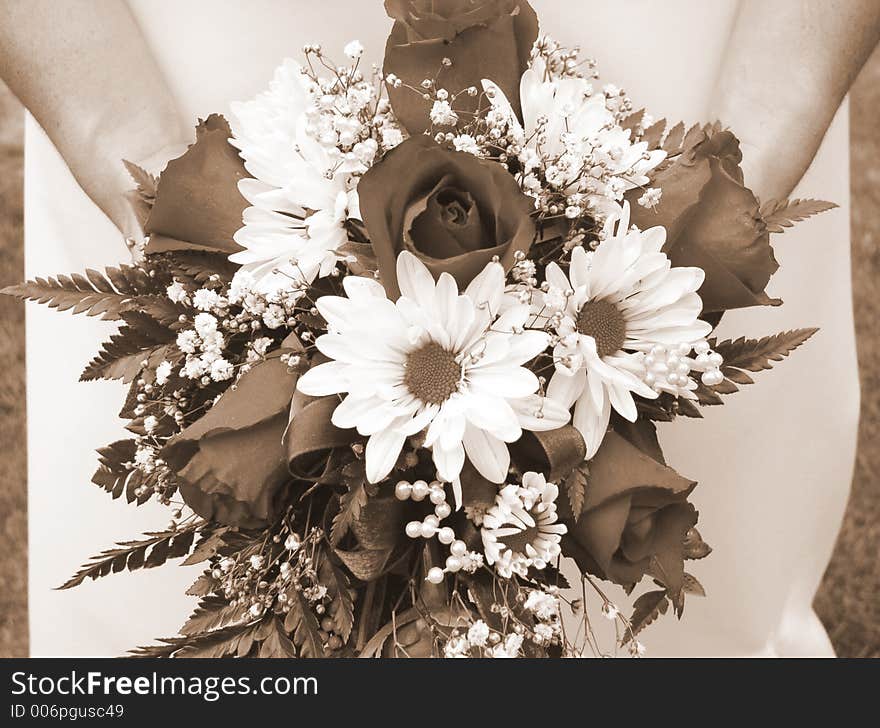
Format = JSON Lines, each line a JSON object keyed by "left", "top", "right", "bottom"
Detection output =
{"left": 0, "top": 47, "right": 878, "bottom": 658}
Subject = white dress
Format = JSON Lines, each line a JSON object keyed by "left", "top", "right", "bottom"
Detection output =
{"left": 26, "top": 0, "right": 857, "bottom": 656}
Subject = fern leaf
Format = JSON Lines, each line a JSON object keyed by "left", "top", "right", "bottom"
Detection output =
{"left": 91, "top": 439, "right": 153, "bottom": 504}
{"left": 1, "top": 265, "right": 155, "bottom": 320}
{"left": 284, "top": 589, "right": 325, "bottom": 657}
{"left": 58, "top": 524, "right": 198, "bottom": 590}
{"left": 81, "top": 325, "right": 174, "bottom": 384}
{"left": 319, "top": 555, "right": 355, "bottom": 641}
{"left": 162, "top": 250, "right": 238, "bottom": 284}
{"left": 565, "top": 462, "right": 588, "bottom": 518}
{"left": 622, "top": 589, "right": 669, "bottom": 645}
{"left": 330, "top": 480, "right": 368, "bottom": 547}
{"left": 181, "top": 595, "right": 246, "bottom": 635}
{"left": 123, "top": 159, "right": 158, "bottom": 201}
{"left": 131, "top": 622, "right": 260, "bottom": 659}
{"left": 759, "top": 198, "right": 837, "bottom": 233}
{"left": 259, "top": 617, "right": 298, "bottom": 658}
{"left": 716, "top": 327, "right": 817, "bottom": 375}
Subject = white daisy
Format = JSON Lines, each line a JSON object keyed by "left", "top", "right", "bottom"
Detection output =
{"left": 296, "top": 252, "right": 569, "bottom": 485}
{"left": 480, "top": 472, "right": 567, "bottom": 578}
{"left": 483, "top": 54, "right": 665, "bottom": 213}
{"left": 542, "top": 203, "right": 713, "bottom": 458}
{"left": 228, "top": 59, "right": 360, "bottom": 295}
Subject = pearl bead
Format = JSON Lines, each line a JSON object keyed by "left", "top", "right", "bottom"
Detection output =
{"left": 644, "top": 371, "right": 656, "bottom": 386}
{"left": 695, "top": 353, "right": 710, "bottom": 367}
{"left": 394, "top": 480, "right": 412, "bottom": 500}
{"left": 666, "top": 372, "right": 680, "bottom": 386}
{"left": 405, "top": 521, "right": 422, "bottom": 539}
{"left": 665, "top": 354, "right": 680, "bottom": 369}
{"left": 435, "top": 502, "right": 452, "bottom": 519}
{"left": 450, "top": 540, "right": 467, "bottom": 557}
{"left": 438, "top": 527, "right": 455, "bottom": 544}
{"left": 694, "top": 340, "right": 711, "bottom": 355}
{"left": 676, "top": 362, "right": 691, "bottom": 376}
{"left": 424, "top": 515, "right": 440, "bottom": 529}
{"left": 445, "top": 556, "right": 462, "bottom": 572}
{"left": 644, "top": 355, "right": 655, "bottom": 368}
{"left": 650, "top": 345, "right": 666, "bottom": 357}
{"left": 426, "top": 567, "right": 445, "bottom": 584}
{"left": 709, "top": 352, "right": 723, "bottom": 368}
{"left": 420, "top": 523, "right": 437, "bottom": 539}
{"left": 411, "top": 480, "right": 429, "bottom": 501}
{"left": 676, "top": 342, "right": 692, "bottom": 356}
{"left": 429, "top": 488, "right": 446, "bottom": 505}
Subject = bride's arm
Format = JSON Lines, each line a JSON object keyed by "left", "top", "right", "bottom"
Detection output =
{"left": 0, "top": 0, "right": 187, "bottom": 239}
{"left": 711, "top": 0, "right": 880, "bottom": 201}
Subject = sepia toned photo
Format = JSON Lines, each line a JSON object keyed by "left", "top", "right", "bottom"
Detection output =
{"left": 0, "top": 0, "right": 878, "bottom": 661}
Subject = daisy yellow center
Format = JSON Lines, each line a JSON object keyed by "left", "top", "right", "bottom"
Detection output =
{"left": 404, "top": 342, "right": 462, "bottom": 405}
{"left": 576, "top": 299, "right": 626, "bottom": 358}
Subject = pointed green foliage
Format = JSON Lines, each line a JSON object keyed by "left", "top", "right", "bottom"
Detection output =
{"left": 759, "top": 198, "right": 837, "bottom": 233}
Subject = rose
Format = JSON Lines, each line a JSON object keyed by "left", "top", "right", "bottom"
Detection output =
{"left": 162, "top": 352, "right": 300, "bottom": 528}
{"left": 358, "top": 135, "right": 535, "bottom": 298}
{"left": 383, "top": 0, "right": 538, "bottom": 135}
{"left": 559, "top": 424, "right": 698, "bottom": 595}
{"left": 628, "top": 126, "right": 779, "bottom": 314}
{"left": 145, "top": 114, "right": 248, "bottom": 256}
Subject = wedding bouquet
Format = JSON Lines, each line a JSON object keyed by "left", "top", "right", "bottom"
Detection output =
{"left": 4, "top": 0, "right": 835, "bottom": 658}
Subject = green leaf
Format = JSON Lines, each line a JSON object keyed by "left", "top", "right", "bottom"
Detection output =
{"left": 0, "top": 265, "right": 154, "bottom": 320}
{"left": 564, "top": 462, "right": 588, "bottom": 519}
{"left": 622, "top": 589, "right": 669, "bottom": 644}
{"left": 284, "top": 589, "right": 325, "bottom": 657}
{"left": 58, "top": 523, "right": 199, "bottom": 589}
{"left": 759, "top": 198, "right": 837, "bottom": 233}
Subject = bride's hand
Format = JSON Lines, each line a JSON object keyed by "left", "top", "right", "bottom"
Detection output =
{"left": 709, "top": 0, "right": 880, "bottom": 202}
{"left": 0, "top": 0, "right": 187, "bottom": 245}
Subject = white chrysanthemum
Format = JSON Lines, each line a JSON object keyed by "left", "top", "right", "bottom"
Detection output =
{"left": 296, "top": 252, "right": 569, "bottom": 484}
{"left": 229, "top": 59, "right": 360, "bottom": 294}
{"left": 480, "top": 472, "right": 567, "bottom": 578}
{"left": 542, "top": 203, "right": 712, "bottom": 458}
{"left": 483, "top": 55, "right": 664, "bottom": 213}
